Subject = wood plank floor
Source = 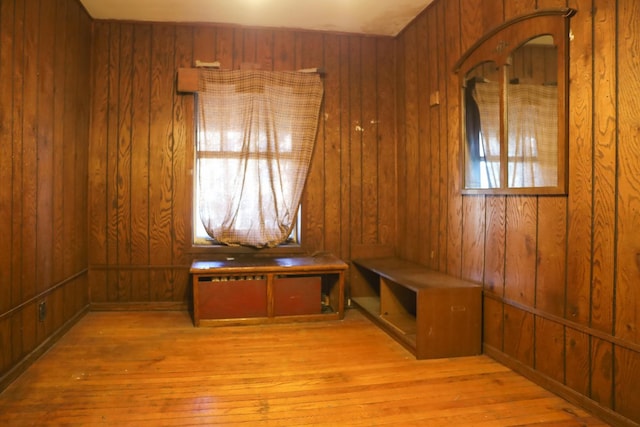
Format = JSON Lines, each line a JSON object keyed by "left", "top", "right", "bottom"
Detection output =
{"left": 0, "top": 309, "right": 609, "bottom": 426}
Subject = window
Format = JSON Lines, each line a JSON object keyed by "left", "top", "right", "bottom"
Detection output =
{"left": 193, "top": 70, "right": 323, "bottom": 248}
{"left": 193, "top": 128, "right": 301, "bottom": 246}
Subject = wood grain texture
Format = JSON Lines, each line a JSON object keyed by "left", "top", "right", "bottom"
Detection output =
{"left": 0, "top": 0, "right": 15, "bottom": 315}
{"left": 566, "top": 0, "right": 594, "bottom": 327}
{"left": 504, "top": 196, "right": 537, "bottom": 306}
{"left": 461, "top": 196, "right": 485, "bottom": 283}
{"left": 445, "top": 0, "right": 463, "bottom": 278}
{"left": 1, "top": 0, "right": 91, "bottom": 392}
{"left": 615, "top": 0, "right": 640, "bottom": 345}
{"left": 403, "top": 24, "right": 421, "bottom": 263}
{"left": 534, "top": 316, "right": 564, "bottom": 384}
{"left": 590, "top": 0, "right": 616, "bottom": 335}
{"left": 614, "top": 346, "right": 640, "bottom": 422}
{"left": 536, "top": 197, "right": 567, "bottom": 317}
{"left": 503, "top": 305, "right": 534, "bottom": 367}
{"left": 297, "top": 32, "right": 325, "bottom": 250}
{"left": 436, "top": 1, "right": 450, "bottom": 273}
{"left": 0, "top": 310, "right": 610, "bottom": 427}
{"left": 483, "top": 196, "right": 505, "bottom": 295}
{"left": 565, "top": 327, "right": 589, "bottom": 396}
{"left": 416, "top": 13, "right": 431, "bottom": 267}
{"left": 427, "top": 10, "right": 440, "bottom": 270}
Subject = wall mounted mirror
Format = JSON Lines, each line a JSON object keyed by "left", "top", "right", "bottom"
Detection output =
{"left": 454, "top": 9, "right": 575, "bottom": 195}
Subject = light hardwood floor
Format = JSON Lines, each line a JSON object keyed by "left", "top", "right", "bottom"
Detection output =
{"left": 0, "top": 309, "right": 609, "bottom": 426}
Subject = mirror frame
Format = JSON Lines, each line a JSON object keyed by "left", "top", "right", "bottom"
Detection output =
{"left": 454, "top": 8, "right": 576, "bottom": 195}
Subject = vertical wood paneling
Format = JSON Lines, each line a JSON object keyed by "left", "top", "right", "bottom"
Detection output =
{"left": 106, "top": 25, "right": 120, "bottom": 300}
{"left": 504, "top": 305, "right": 534, "bottom": 367}
{"left": 591, "top": 337, "right": 613, "bottom": 409}
{"left": 339, "top": 37, "right": 353, "bottom": 262}
{"left": 348, "top": 37, "right": 364, "bottom": 249}
{"left": 536, "top": 197, "right": 566, "bottom": 316}
{"left": 445, "top": 0, "right": 463, "bottom": 277}
{"left": 484, "top": 196, "right": 505, "bottom": 295}
{"left": 149, "top": 24, "right": 176, "bottom": 301}
{"left": 614, "top": 347, "right": 640, "bottom": 422}
{"left": 435, "top": 2, "right": 449, "bottom": 273}
{"left": 193, "top": 26, "right": 215, "bottom": 63}
{"left": 424, "top": 11, "right": 439, "bottom": 268}
{"left": 11, "top": 0, "right": 25, "bottom": 312}
{"left": 534, "top": 317, "right": 564, "bottom": 383}
{"left": 590, "top": 0, "right": 616, "bottom": 335}
{"left": 322, "top": 34, "right": 342, "bottom": 257}
{"left": 504, "top": 196, "right": 537, "bottom": 306}
{"left": 131, "top": 24, "right": 151, "bottom": 300}
{"left": 149, "top": 24, "right": 175, "bottom": 271}
{"left": 215, "top": 27, "right": 234, "bottom": 69}
{"left": 461, "top": 196, "right": 485, "bottom": 282}
{"left": 117, "top": 24, "right": 133, "bottom": 301}
{"left": 22, "top": 0, "right": 39, "bottom": 303}
{"left": 88, "top": 22, "right": 110, "bottom": 303}
{"left": 0, "top": 0, "right": 15, "bottom": 315}
{"left": 1, "top": 0, "right": 91, "bottom": 389}
{"left": 360, "top": 37, "right": 378, "bottom": 245}
{"left": 395, "top": 32, "right": 407, "bottom": 260}
{"left": 483, "top": 296, "right": 504, "bottom": 350}
{"left": 256, "top": 29, "right": 273, "bottom": 70}
{"left": 36, "top": 0, "right": 55, "bottom": 297}
{"left": 53, "top": 0, "right": 68, "bottom": 285}
{"left": 376, "top": 38, "right": 395, "bottom": 249}
{"left": 566, "top": 0, "right": 594, "bottom": 326}
{"left": 416, "top": 14, "right": 431, "bottom": 266}
{"left": 505, "top": 0, "right": 536, "bottom": 19}
{"left": 172, "top": 26, "right": 193, "bottom": 271}
{"left": 298, "top": 31, "right": 325, "bottom": 251}
{"left": 615, "top": 0, "right": 640, "bottom": 345}
{"left": 403, "top": 25, "right": 420, "bottom": 262}
{"left": 565, "top": 328, "right": 589, "bottom": 396}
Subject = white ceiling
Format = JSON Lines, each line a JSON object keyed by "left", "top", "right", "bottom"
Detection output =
{"left": 79, "top": 0, "right": 435, "bottom": 36}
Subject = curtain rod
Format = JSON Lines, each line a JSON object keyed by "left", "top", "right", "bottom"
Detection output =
{"left": 194, "top": 60, "right": 324, "bottom": 74}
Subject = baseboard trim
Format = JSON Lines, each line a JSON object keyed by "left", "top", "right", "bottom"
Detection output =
{"left": 0, "top": 305, "right": 90, "bottom": 393}
{"left": 483, "top": 344, "right": 639, "bottom": 427}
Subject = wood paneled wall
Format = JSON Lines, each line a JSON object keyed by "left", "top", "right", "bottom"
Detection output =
{"left": 396, "top": 0, "right": 640, "bottom": 425}
{"left": 0, "top": 0, "right": 92, "bottom": 390}
{"left": 87, "top": 23, "right": 397, "bottom": 307}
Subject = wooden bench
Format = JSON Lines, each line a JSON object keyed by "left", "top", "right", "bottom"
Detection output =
{"left": 190, "top": 253, "right": 348, "bottom": 326}
{"left": 352, "top": 257, "right": 482, "bottom": 359}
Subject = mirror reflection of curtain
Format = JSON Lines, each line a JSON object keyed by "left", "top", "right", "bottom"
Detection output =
{"left": 474, "top": 82, "right": 557, "bottom": 189}
{"left": 506, "top": 84, "right": 557, "bottom": 187}
{"left": 472, "top": 81, "right": 501, "bottom": 188}
{"left": 196, "top": 70, "right": 323, "bottom": 248}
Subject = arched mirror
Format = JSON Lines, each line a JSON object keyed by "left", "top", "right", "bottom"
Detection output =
{"left": 455, "top": 9, "right": 575, "bottom": 195}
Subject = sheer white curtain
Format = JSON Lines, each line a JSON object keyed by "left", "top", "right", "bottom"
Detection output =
{"left": 474, "top": 82, "right": 557, "bottom": 188}
{"left": 196, "top": 70, "right": 323, "bottom": 248}
{"left": 507, "top": 84, "right": 558, "bottom": 187}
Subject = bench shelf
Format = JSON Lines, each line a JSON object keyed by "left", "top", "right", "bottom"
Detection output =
{"left": 190, "top": 253, "right": 348, "bottom": 327}
{"left": 353, "top": 257, "right": 482, "bottom": 359}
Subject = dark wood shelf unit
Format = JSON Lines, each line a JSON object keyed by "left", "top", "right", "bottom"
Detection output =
{"left": 352, "top": 257, "right": 482, "bottom": 359}
{"left": 190, "top": 253, "right": 348, "bottom": 326}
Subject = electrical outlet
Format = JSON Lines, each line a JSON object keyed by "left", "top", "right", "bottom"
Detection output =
{"left": 38, "top": 300, "right": 46, "bottom": 322}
